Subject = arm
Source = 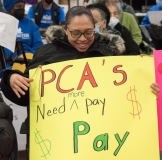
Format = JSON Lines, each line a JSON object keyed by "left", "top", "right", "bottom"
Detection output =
{"left": 0, "top": 44, "right": 58, "bottom": 106}
{"left": 30, "top": 21, "right": 43, "bottom": 53}
{"left": 58, "top": 7, "right": 65, "bottom": 23}
{"left": 118, "top": 24, "right": 140, "bottom": 55}
{"left": 0, "top": 45, "right": 49, "bottom": 106}
{"left": 126, "top": 14, "right": 142, "bottom": 45}
{"left": 141, "top": 6, "right": 157, "bottom": 27}
{"left": 26, "top": 6, "right": 35, "bottom": 23}
{"left": 141, "top": 14, "right": 151, "bottom": 27}
{"left": 0, "top": 70, "right": 31, "bottom": 106}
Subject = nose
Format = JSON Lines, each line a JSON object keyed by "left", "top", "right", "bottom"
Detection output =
{"left": 78, "top": 34, "right": 87, "bottom": 41}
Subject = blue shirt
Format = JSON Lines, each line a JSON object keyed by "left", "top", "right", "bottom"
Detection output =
{"left": 26, "top": 6, "right": 65, "bottom": 28}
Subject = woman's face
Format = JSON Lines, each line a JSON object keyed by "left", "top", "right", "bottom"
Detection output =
{"left": 91, "top": 10, "right": 106, "bottom": 32}
{"left": 107, "top": 5, "right": 119, "bottom": 18}
{"left": 65, "top": 15, "right": 95, "bottom": 52}
{"left": 10, "top": 2, "right": 25, "bottom": 15}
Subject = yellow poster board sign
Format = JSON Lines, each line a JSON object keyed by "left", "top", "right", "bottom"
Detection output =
{"left": 29, "top": 56, "right": 160, "bottom": 160}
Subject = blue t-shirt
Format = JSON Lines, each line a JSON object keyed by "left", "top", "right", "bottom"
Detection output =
{"left": 26, "top": 6, "right": 65, "bottom": 28}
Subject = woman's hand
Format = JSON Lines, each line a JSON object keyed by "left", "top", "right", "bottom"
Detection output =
{"left": 150, "top": 83, "right": 160, "bottom": 97}
{"left": 10, "top": 74, "right": 33, "bottom": 98}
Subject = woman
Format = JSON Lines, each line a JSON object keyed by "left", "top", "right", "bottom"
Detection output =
{"left": 106, "top": 2, "right": 142, "bottom": 45}
{"left": 87, "top": 3, "right": 140, "bottom": 55}
{"left": 0, "top": 6, "right": 160, "bottom": 159}
{"left": 1, "top": 6, "right": 126, "bottom": 105}
{"left": 1, "top": 6, "right": 160, "bottom": 111}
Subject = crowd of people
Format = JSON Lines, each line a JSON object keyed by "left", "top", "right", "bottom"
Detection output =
{"left": 0, "top": 0, "right": 161, "bottom": 160}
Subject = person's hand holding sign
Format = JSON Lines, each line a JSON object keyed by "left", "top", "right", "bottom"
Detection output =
{"left": 150, "top": 83, "right": 160, "bottom": 97}
{"left": 10, "top": 73, "right": 33, "bottom": 98}
{"left": 10, "top": 72, "right": 160, "bottom": 99}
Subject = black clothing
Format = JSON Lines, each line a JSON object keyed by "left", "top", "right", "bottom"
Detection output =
{"left": 104, "top": 24, "right": 140, "bottom": 55}
{"left": 115, "top": 23, "right": 140, "bottom": 55}
{"left": 0, "top": 93, "right": 18, "bottom": 160}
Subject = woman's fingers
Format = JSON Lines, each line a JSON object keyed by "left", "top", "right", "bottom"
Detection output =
{"left": 150, "top": 83, "right": 160, "bottom": 97}
{"left": 13, "top": 88, "right": 21, "bottom": 98}
{"left": 10, "top": 74, "right": 33, "bottom": 98}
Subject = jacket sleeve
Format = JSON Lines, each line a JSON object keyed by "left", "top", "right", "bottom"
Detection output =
{"left": 0, "top": 70, "right": 29, "bottom": 106}
{"left": 30, "top": 21, "right": 43, "bottom": 53}
{"left": 124, "top": 5, "right": 139, "bottom": 24}
{"left": 125, "top": 14, "right": 142, "bottom": 45}
{"left": 122, "top": 26, "right": 140, "bottom": 55}
{"left": 141, "top": 14, "right": 151, "bottom": 27}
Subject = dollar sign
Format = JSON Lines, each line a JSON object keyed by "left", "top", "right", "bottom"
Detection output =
{"left": 127, "top": 86, "right": 142, "bottom": 119}
{"left": 35, "top": 129, "right": 51, "bottom": 158}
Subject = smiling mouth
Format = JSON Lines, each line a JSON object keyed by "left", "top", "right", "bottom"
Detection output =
{"left": 77, "top": 43, "right": 88, "bottom": 48}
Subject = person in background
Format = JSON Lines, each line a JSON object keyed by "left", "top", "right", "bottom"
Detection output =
{"left": 26, "top": 0, "right": 65, "bottom": 29}
{"left": 141, "top": 0, "right": 162, "bottom": 50}
{"left": 106, "top": 3, "right": 142, "bottom": 45}
{"left": 106, "top": 0, "right": 138, "bottom": 23}
{"left": 141, "top": 0, "right": 162, "bottom": 27}
{"left": 84, "top": 0, "right": 138, "bottom": 23}
{"left": 87, "top": 3, "right": 140, "bottom": 55}
{"left": 0, "top": 93, "right": 18, "bottom": 160}
{"left": 2, "top": 0, "right": 43, "bottom": 75}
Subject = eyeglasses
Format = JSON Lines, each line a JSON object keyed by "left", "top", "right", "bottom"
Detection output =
{"left": 67, "top": 27, "right": 95, "bottom": 39}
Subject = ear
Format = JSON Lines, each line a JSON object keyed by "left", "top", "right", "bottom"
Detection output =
{"left": 63, "top": 27, "right": 68, "bottom": 36}
{"left": 102, "top": 20, "right": 107, "bottom": 29}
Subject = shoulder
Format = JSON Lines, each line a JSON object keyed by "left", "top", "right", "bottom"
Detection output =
{"left": 34, "top": 43, "right": 60, "bottom": 56}
{"left": 19, "top": 18, "right": 40, "bottom": 33}
{"left": 123, "top": 11, "right": 133, "bottom": 18}
{"left": 52, "top": 1, "right": 60, "bottom": 9}
{"left": 20, "top": 17, "right": 31, "bottom": 23}
{"left": 59, "top": 6, "right": 64, "bottom": 13}
{"left": 21, "top": 17, "right": 37, "bottom": 26}
{"left": 150, "top": 5, "right": 162, "bottom": 10}
{"left": 123, "top": 12, "right": 136, "bottom": 22}
{"left": 126, "top": 4, "right": 134, "bottom": 10}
